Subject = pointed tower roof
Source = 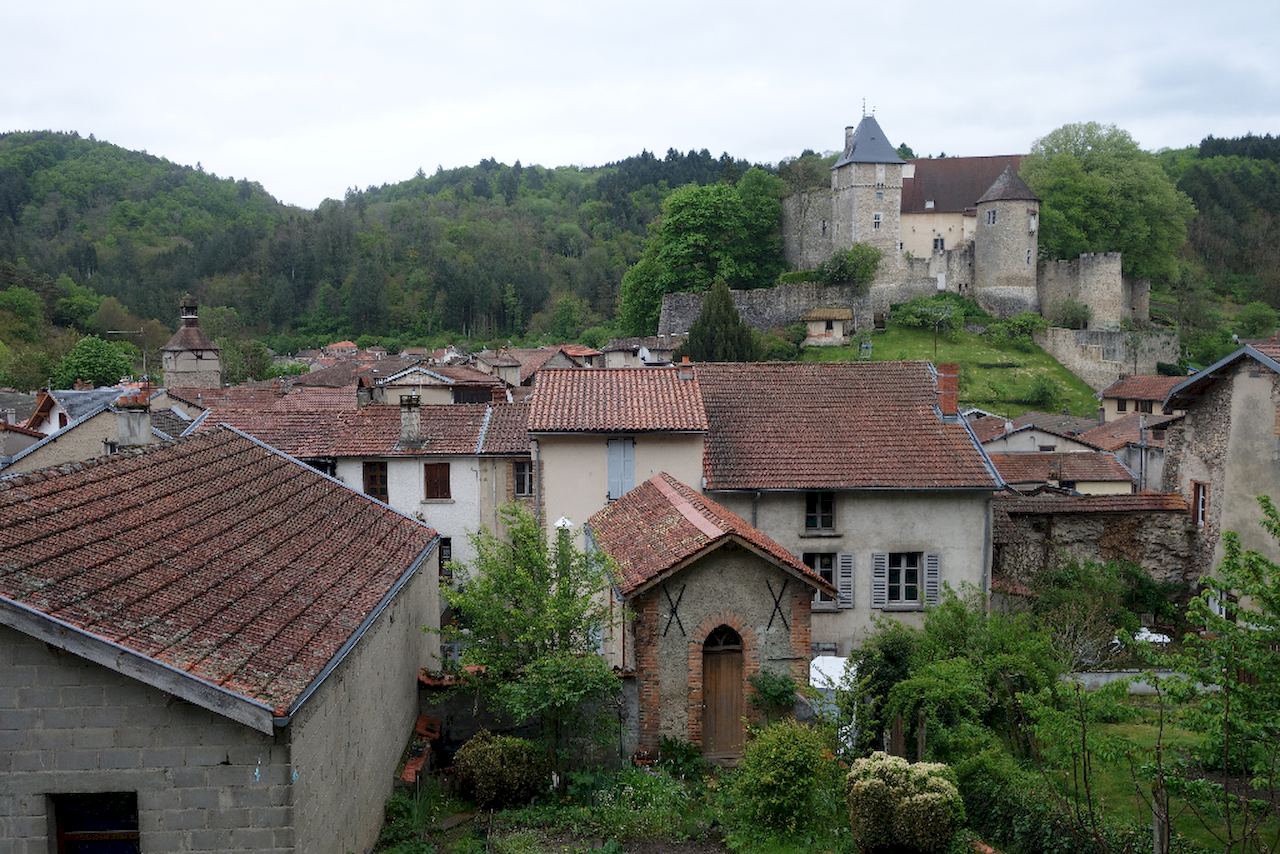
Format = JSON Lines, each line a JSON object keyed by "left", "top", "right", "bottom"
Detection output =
{"left": 161, "top": 294, "right": 218, "bottom": 353}
{"left": 976, "top": 165, "right": 1040, "bottom": 204}
{"left": 833, "top": 114, "right": 905, "bottom": 168}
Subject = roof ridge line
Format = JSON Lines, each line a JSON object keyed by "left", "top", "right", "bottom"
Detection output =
{"left": 651, "top": 475, "right": 724, "bottom": 540}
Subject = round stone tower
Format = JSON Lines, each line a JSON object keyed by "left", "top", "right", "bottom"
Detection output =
{"left": 973, "top": 166, "right": 1040, "bottom": 316}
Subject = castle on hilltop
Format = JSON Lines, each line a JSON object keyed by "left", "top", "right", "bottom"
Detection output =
{"left": 778, "top": 114, "right": 1148, "bottom": 329}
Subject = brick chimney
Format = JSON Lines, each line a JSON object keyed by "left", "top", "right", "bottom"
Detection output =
{"left": 936, "top": 363, "right": 959, "bottom": 417}
{"left": 678, "top": 356, "right": 694, "bottom": 381}
{"left": 399, "top": 394, "right": 421, "bottom": 445}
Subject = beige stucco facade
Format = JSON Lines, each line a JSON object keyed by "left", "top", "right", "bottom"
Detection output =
{"left": 709, "top": 489, "right": 993, "bottom": 654}
{"left": 1, "top": 408, "right": 160, "bottom": 475}
{"left": 900, "top": 211, "right": 973, "bottom": 258}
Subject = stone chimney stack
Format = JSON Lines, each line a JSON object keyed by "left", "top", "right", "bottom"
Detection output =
{"left": 117, "top": 393, "right": 151, "bottom": 447}
{"left": 399, "top": 394, "right": 421, "bottom": 445}
{"left": 936, "top": 363, "right": 959, "bottom": 417}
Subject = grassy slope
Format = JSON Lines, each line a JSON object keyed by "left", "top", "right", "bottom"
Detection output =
{"left": 801, "top": 325, "right": 1101, "bottom": 419}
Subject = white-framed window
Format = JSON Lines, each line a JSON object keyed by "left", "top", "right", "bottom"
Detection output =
{"left": 873, "top": 213, "right": 882, "bottom": 230}
{"left": 933, "top": 237, "right": 945, "bottom": 251}
{"left": 876, "top": 164, "right": 886, "bottom": 185}
{"left": 876, "top": 190, "right": 884, "bottom": 202}
{"left": 1028, "top": 210, "right": 1038, "bottom": 233}
{"left": 805, "top": 492, "right": 835, "bottom": 531}
{"left": 871, "top": 552, "right": 941, "bottom": 609}
{"left": 804, "top": 552, "right": 855, "bottom": 610}
{"left": 1192, "top": 481, "right": 1209, "bottom": 526}
{"left": 513, "top": 460, "right": 534, "bottom": 497}
{"left": 986, "top": 209, "right": 998, "bottom": 226}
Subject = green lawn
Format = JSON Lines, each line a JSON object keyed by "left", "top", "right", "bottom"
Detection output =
{"left": 801, "top": 325, "right": 1101, "bottom": 418}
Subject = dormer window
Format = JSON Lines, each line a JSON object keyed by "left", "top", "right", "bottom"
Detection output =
{"left": 925, "top": 200, "right": 935, "bottom": 209}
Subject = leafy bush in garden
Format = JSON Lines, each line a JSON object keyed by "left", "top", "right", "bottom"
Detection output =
{"left": 728, "top": 717, "right": 839, "bottom": 833}
{"left": 845, "top": 752, "right": 964, "bottom": 854}
{"left": 591, "top": 767, "right": 687, "bottom": 839}
{"left": 819, "top": 243, "right": 882, "bottom": 289}
{"left": 454, "top": 729, "right": 549, "bottom": 809}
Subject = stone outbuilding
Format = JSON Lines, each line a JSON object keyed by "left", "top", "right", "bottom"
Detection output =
{"left": 587, "top": 473, "right": 834, "bottom": 759}
{"left": 0, "top": 427, "right": 440, "bottom": 854}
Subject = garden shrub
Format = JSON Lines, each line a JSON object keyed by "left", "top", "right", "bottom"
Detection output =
{"left": 749, "top": 668, "right": 798, "bottom": 718}
{"left": 779, "top": 269, "right": 820, "bottom": 284}
{"left": 1051, "top": 297, "right": 1093, "bottom": 329}
{"left": 592, "top": 767, "right": 687, "bottom": 839}
{"left": 987, "top": 311, "right": 1049, "bottom": 350}
{"left": 656, "top": 736, "right": 708, "bottom": 781}
{"left": 454, "top": 729, "right": 549, "bottom": 809}
{"left": 729, "top": 717, "right": 838, "bottom": 833}
{"left": 845, "top": 751, "right": 964, "bottom": 854}
{"left": 819, "top": 243, "right": 882, "bottom": 289}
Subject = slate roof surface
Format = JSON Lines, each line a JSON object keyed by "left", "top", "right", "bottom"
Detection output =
{"left": 996, "top": 491, "right": 1187, "bottom": 515}
{"left": 1099, "top": 375, "right": 1185, "bottom": 402}
{"left": 1165, "top": 345, "right": 1280, "bottom": 411}
{"left": 901, "top": 155, "right": 1023, "bottom": 214}
{"left": 601, "top": 335, "right": 686, "bottom": 353}
{"left": 528, "top": 368, "right": 709, "bottom": 433}
{"left": 1076, "top": 413, "right": 1179, "bottom": 451}
{"left": 988, "top": 452, "right": 1135, "bottom": 484}
{"left": 48, "top": 388, "right": 125, "bottom": 423}
{"left": 384, "top": 365, "right": 501, "bottom": 386}
{"left": 588, "top": 473, "right": 833, "bottom": 598}
{"left": 161, "top": 325, "right": 218, "bottom": 352}
{"left": 833, "top": 115, "right": 905, "bottom": 167}
{"left": 696, "top": 362, "right": 999, "bottom": 491}
{"left": 970, "top": 411, "right": 1103, "bottom": 443}
{"left": 975, "top": 165, "right": 1039, "bottom": 204}
{"left": 0, "top": 427, "right": 438, "bottom": 716}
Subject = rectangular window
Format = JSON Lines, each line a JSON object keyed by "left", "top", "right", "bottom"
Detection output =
{"left": 513, "top": 460, "right": 534, "bottom": 497}
{"left": 804, "top": 553, "right": 836, "bottom": 608}
{"left": 1137, "top": 400, "right": 1154, "bottom": 414}
{"left": 925, "top": 199, "right": 935, "bottom": 209}
{"left": 1192, "top": 481, "right": 1208, "bottom": 526}
{"left": 439, "top": 536, "right": 452, "bottom": 578}
{"left": 424, "top": 462, "right": 450, "bottom": 499}
{"left": 607, "top": 437, "right": 635, "bottom": 501}
{"left": 986, "top": 209, "right": 997, "bottom": 225}
{"left": 52, "top": 792, "right": 141, "bottom": 853}
{"left": 872, "top": 552, "right": 940, "bottom": 609}
{"left": 872, "top": 213, "right": 882, "bottom": 230}
{"left": 805, "top": 492, "right": 835, "bottom": 531}
{"left": 876, "top": 190, "right": 884, "bottom": 202}
{"left": 933, "top": 237, "right": 945, "bottom": 251}
{"left": 1027, "top": 248, "right": 1033, "bottom": 265}
{"left": 1117, "top": 398, "right": 1128, "bottom": 413}
{"left": 363, "top": 461, "right": 389, "bottom": 503}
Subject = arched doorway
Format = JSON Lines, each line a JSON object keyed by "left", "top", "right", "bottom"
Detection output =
{"left": 702, "top": 625, "right": 744, "bottom": 757}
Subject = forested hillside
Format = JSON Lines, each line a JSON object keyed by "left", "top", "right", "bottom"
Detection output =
{"left": 2, "top": 127, "right": 1279, "bottom": 391}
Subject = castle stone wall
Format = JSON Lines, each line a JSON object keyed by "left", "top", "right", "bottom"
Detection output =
{"left": 659, "top": 282, "right": 873, "bottom": 336}
{"left": 1033, "top": 327, "right": 1178, "bottom": 391}
{"left": 782, "top": 190, "right": 834, "bottom": 271}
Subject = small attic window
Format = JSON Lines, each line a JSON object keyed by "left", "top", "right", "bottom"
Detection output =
{"left": 925, "top": 200, "right": 934, "bottom": 209}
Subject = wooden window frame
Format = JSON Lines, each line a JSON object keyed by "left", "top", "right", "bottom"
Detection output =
{"left": 363, "top": 461, "right": 389, "bottom": 503}
{"left": 513, "top": 460, "right": 534, "bottom": 497}
{"left": 423, "top": 462, "right": 451, "bottom": 500}
{"left": 805, "top": 492, "right": 836, "bottom": 531}
{"left": 1192, "top": 481, "right": 1208, "bottom": 526}
{"left": 52, "top": 792, "right": 140, "bottom": 854}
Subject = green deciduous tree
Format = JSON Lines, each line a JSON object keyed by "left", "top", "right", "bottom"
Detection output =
{"left": 1021, "top": 122, "right": 1196, "bottom": 283}
{"left": 441, "top": 505, "right": 618, "bottom": 761}
{"left": 678, "top": 279, "right": 760, "bottom": 362}
{"left": 50, "top": 335, "right": 134, "bottom": 388}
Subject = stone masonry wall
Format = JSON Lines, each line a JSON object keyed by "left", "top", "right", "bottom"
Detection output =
{"left": 782, "top": 190, "right": 834, "bottom": 271}
{"left": 996, "top": 511, "right": 1197, "bottom": 587}
{"left": 0, "top": 625, "right": 293, "bottom": 854}
{"left": 1033, "top": 327, "right": 1178, "bottom": 391}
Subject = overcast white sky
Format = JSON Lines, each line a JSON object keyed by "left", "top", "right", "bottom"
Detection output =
{"left": 8, "top": 0, "right": 1277, "bottom": 210}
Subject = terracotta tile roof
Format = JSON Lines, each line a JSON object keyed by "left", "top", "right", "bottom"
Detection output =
{"left": 478, "top": 403, "right": 532, "bottom": 455}
{"left": 166, "top": 387, "right": 287, "bottom": 411}
{"left": 588, "top": 473, "right": 833, "bottom": 598}
{"left": 696, "top": 362, "right": 999, "bottom": 490}
{"left": 194, "top": 410, "right": 349, "bottom": 456}
{"left": 557, "top": 344, "right": 602, "bottom": 358}
{"left": 0, "top": 427, "right": 438, "bottom": 717}
{"left": 528, "top": 368, "right": 709, "bottom": 433}
{"left": 988, "top": 452, "right": 1135, "bottom": 485}
{"left": 1076, "top": 413, "right": 1179, "bottom": 451}
{"left": 996, "top": 491, "right": 1188, "bottom": 515}
{"left": 291, "top": 357, "right": 423, "bottom": 388}
{"left": 269, "top": 386, "right": 358, "bottom": 411}
{"left": 1099, "top": 375, "right": 1184, "bottom": 402}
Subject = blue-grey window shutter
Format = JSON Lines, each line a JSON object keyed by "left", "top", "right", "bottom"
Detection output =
{"left": 837, "top": 553, "right": 855, "bottom": 609}
{"left": 924, "top": 553, "right": 941, "bottom": 605}
{"left": 871, "top": 553, "right": 888, "bottom": 608}
{"left": 607, "top": 437, "right": 635, "bottom": 500}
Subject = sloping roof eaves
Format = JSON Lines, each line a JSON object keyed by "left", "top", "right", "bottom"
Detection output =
{"left": 1165, "top": 345, "right": 1280, "bottom": 411}
{"left": 833, "top": 115, "right": 905, "bottom": 167}
{"left": 527, "top": 369, "right": 708, "bottom": 434}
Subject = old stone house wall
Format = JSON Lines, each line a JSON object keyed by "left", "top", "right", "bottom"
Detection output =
{"left": 630, "top": 547, "right": 811, "bottom": 751}
{"left": 996, "top": 511, "right": 1197, "bottom": 587}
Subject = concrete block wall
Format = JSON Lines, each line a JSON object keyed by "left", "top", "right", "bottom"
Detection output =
{"left": 0, "top": 625, "right": 293, "bottom": 854}
{"left": 288, "top": 557, "right": 439, "bottom": 854}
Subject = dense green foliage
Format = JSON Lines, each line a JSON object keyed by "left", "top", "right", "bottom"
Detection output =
{"left": 51, "top": 334, "right": 135, "bottom": 388}
{"left": 454, "top": 730, "right": 549, "bottom": 809}
{"left": 677, "top": 279, "right": 760, "bottom": 362}
{"left": 1022, "top": 122, "right": 1196, "bottom": 283}
{"left": 728, "top": 717, "right": 840, "bottom": 834}
{"left": 845, "top": 752, "right": 965, "bottom": 853}
{"left": 818, "top": 243, "right": 882, "bottom": 289}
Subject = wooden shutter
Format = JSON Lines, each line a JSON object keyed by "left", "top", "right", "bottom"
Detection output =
{"left": 871, "top": 553, "right": 888, "bottom": 608}
{"left": 837, "top": 553, "right": 855, "bottom": 609}
{"left": 607, "top": 438, "right": 635, "bottom": 500}
{"left": 424, "top": 462, "right": 450, "bottom": 499}
{"left": 924, "top": 553, "right": 941, "bottom": 605}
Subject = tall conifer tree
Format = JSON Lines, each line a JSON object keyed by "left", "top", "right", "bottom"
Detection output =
{"left": 680, "top": 279, "right": 759, "bottom": 362}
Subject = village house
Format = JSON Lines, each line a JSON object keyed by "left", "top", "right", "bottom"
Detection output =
{"left": 528, "top": 361, "right": 1001, "bottom": 657}
{"left": 0, "top": 427, "right": 440, "bottom": 854}
{"left": 473, "top": 346, "right": 578, "bottom": 385}
{"left": 600, "top": 335, "right": 687, "bottom": 368}
{"left": 1098, "top": 375, "right": 1186, "bottom": 421}
{"left": 987, "top": 451, "right": 1136, "bottom": 495}
{"left": 1077, "top": 411, "right": 1179, "bottom": 493}
{"left": 587, "top": 473, "right": 834, "bottom": 758}
{"left": 968, "top": 410, "right": 1105, "bottom": 453}
{"left": 1162, "top": 343, "right": 1280, "bottom": 580}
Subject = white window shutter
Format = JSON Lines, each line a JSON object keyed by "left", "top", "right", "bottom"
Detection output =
{"left": 837, "top": 553, "right": 855, "bottom": 609}
{"left": 924, "top": 553, "right": 941, "bottom": 605}
{"left": 871, "top": 553, "right": 888, "bottom": 608}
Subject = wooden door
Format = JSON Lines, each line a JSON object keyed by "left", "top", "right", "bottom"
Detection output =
{"left": 702, "top": 626, "right": 744, "bottom": 757}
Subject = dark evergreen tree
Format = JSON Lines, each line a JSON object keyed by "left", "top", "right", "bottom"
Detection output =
{"left": 679, "top": 279, "right": 759, "bottom": 362}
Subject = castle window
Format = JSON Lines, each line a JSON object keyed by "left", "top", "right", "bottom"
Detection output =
{"left": 986, "top": 209, "right": 998, "bottom": 226}
{"left": 873, "top": 213, "right": 882, "bottom": 230}
{"left": 876, "top": 190, "right": 884, "bottom": 202}
{"left": 1028, "top": 211, "right": 1038, "bottom": 233}
{"left": 1027, "top": 249, "right": 1033, "bottom": 265}
{"left": 876, "top": 164, "right": 886, "bottom": 185}
{"left": 933, "top": 237, "right": 945, "bottom": 251}
{"left": 821, "top": 219, "right": 827, "bottom": 235}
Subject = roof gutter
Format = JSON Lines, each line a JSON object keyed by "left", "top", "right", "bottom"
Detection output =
{"left": 275, "top": 533, "right": 440, "bottom": 728}
{"left": 0, "top": 596, "right": 277, "bottom": 734}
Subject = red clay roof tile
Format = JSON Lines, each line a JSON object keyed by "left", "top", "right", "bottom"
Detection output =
{"left": 528, "top": 368, "right": 708, "bottom": 433}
